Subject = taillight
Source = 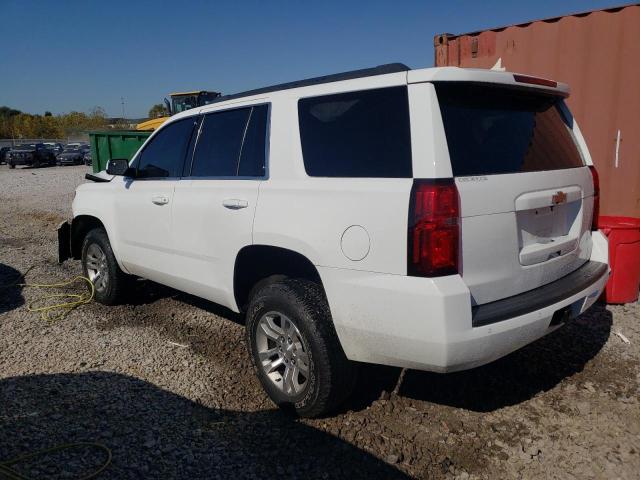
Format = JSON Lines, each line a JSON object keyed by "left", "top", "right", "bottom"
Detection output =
{"left": 589, "top": 165, "right": 600, "bottom": 230}
{"left": 408, "top": 179, "right": 460, "bottom": 277}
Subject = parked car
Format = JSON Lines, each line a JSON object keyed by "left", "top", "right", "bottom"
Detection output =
{"left": 7, "top": 143, "right": 56, "bottom": 168}
{"left": 43, "top": 142, "right": 64, "bottom": 155}
{"left": 57, "top": 146, "right": 87, "bottom": 166}
{"left": 58, "top": 64, "right": 610, "bottom": 417}
{"left": 0, "top": 146, "right": 10, "bottom": 164}
{"left": 64, "top": 142, "right": 89, "bottom": 152}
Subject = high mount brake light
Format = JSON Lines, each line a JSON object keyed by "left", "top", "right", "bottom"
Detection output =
{"left": 407, "top": 179, "right": 460, "bottom": 277}
{"left": 588, "top": 165, "right": 600, "bottom": 230}
{"left": 513, "top": 74, "right": 558, "bottom": 88}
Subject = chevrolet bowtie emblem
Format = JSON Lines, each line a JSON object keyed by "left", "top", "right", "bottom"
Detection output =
{"left": 552, "top": 191, "right": 567, "bottom": 205}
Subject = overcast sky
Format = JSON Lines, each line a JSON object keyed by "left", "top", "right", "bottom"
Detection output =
{"left": 0, "top": 0, "right": 628, "bottom": 118}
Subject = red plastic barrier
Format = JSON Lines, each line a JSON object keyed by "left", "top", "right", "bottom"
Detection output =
{"left": 599, "top": 216, "right": 640, "bottom": 304}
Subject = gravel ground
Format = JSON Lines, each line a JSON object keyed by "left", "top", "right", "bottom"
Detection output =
{"left": 0, "top": 164, "right": 638, "bottom": 479}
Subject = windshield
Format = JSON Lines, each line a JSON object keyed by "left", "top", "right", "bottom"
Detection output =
{"left": 435, "top": 83, "right": 584, "bottom": 176}
{"left": 15, "top": 144, "right": 35, "bottom": 150}
{"left": 172, "top": 95, "right": 198, "bottom": 113}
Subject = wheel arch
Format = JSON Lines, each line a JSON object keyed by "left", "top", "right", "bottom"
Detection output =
{"left": 233, "top": 245, "right": 323, "bottom": 312}
{"left": 70, "top": 215, "right": 107, "bottom": 260}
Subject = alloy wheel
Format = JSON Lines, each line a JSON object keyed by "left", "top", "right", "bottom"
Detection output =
{"left": 85, "top": 243, "right": 109, "bottom": 293}
{"left": 256, "top": 311, "right": 310, "bottom": 396}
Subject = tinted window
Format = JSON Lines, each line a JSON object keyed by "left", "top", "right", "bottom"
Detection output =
{"left": 435, "top": 83, "right": 584, "bottom": 177}
{"left": 298, "top": 87, "right": 412, "bottom": 178}
{"left": 238, "top": 105, "right": 268, "bottom": 177}
{"left": 191, "top": 108, "right": 251, "bottom": 177}
{"left": 137, "top": 117, "right": 196, "bottom": 178}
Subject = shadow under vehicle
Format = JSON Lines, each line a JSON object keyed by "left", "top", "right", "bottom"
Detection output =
{"left": 0, "top": 372, "right": 409, "bottom": 479}
{"left": 0, "top": 263, "right": 25, "bottom": 315}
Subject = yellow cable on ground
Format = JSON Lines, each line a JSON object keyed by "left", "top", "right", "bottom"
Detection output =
{"left": 0, "top": 442, "right": 112, "bottom": 480}
{"left": 0, "top": 267, "right": 94, "bottom": 321}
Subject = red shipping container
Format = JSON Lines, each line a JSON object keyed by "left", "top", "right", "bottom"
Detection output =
{"left": 434, "top": 4, "right": 640, "bottom": 219}
{"left": 599, "top": 216, "right": 640, "bottom": 304}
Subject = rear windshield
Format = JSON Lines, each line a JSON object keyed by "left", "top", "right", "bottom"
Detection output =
{"left": 435, "top": 83, "right": 584, "bottom": 177}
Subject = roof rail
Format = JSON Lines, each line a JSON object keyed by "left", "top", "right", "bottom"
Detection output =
{"left": 210, "top": 63, "right": 411, "bottom": 104}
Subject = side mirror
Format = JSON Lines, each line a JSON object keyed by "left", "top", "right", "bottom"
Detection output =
{"left": 106, "top": 158, "right": 134, "bottom": 176}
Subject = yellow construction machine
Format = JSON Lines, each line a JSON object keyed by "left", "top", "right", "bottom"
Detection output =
{"left": 136, "top": 90, "right": 221, "bottom": 131}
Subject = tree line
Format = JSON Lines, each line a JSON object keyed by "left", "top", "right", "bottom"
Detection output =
{"left": 0, "top": 106, "right": 110, "bottom": 139}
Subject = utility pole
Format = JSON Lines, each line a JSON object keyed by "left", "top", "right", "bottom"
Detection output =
{"left": 121, "top": 97, "right": 125, "bottom": 119}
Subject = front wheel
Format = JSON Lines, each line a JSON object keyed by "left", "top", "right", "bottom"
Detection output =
{"left": 81, "top": 228, "right": 129, "bottom": 305}
{"left": 246, "top": 279, "right": 356, "bottom": 418}
{"left": 8, "top": 162, "right": 15, "bottom": 169}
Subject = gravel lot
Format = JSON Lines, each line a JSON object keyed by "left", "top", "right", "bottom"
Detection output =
{"left": 1, "top": 164, "right": 639, "bottom": 479}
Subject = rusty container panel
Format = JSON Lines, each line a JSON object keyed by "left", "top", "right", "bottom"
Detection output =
{"left": 434, "top": 4, "right": 640, "bottom": 217}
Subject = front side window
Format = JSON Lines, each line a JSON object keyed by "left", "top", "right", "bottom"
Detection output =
{"left": 298, "top": 86, "right": 412, "bottom": 178}
{"left": 136, "top": 117, "right": 196, "bottom": 178}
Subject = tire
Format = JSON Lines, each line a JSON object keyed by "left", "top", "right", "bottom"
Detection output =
{"left": 246, "top": 278, "right": 356, "bottom": 418}
{"left": 8, "top": 162, "right": 15, "bottom": 169}
{"left": 81, "top": 228, "right": 129, "bottom": 305}
{"left": 33, "top": 158, "right": 40, "bottom": 168}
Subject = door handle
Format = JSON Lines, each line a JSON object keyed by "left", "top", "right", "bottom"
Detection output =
{"left": 222, "top": 198, "right": 248, "bottom": 210}
{"left": 151, "top": 195, "right": 169, "bottom": 205}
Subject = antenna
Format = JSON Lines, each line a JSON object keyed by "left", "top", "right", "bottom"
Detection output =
{"left": 121, "top": 97, "right": 125, "bottom": 118}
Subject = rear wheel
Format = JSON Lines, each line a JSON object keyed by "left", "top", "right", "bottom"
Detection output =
{"left": 246, "top": 279, "right": 356, "bottom": 417}
{"left": 81, "top": 228, "right": 129, "bottom": 305}
{"left": 8, "top": 162, "right": 15, "bottom": 169}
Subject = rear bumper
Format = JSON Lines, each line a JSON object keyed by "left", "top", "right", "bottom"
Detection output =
{"left": 471, "top": 261, "right": 608, "bottom": 327}
{"left": 321, "top": 231, "right": 610, "bottom": 372}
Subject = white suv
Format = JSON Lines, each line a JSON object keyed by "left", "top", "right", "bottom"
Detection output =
{"left": 59, "top": 64, "right": 609, "bottom": 417}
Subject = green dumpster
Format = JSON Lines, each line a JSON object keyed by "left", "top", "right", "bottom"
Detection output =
{"left": 89, "top": 130, "right": 151, "bottom": 173}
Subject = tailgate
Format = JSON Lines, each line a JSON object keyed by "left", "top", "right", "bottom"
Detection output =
{"left": 435, "top": 82, "right": 596, "bottom": 305}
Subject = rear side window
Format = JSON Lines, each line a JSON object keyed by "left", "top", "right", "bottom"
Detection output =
{"left": 298, "top": 86, "right": 412, "bottom": 178}
{"left": 435, "top": 83, "right": 584, "bottom": 177}
{"left": 136, "top": 117, "right": 196, "bottom": 178}
{"left": 190, "top": 104, "right": 268, "bottom": 177}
